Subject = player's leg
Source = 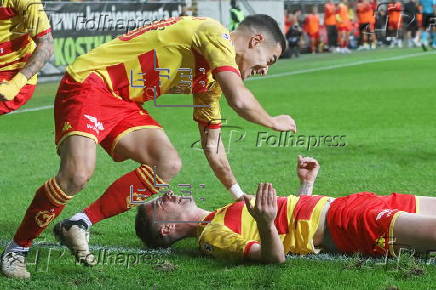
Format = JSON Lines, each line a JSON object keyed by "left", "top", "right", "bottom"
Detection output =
{"left": 79, "top": 127, "right": 180, "bottom": 224}
{"left": 114, "top": 128, "right": 181, "bottom": 180}
{"left": 56, "top": 112, "right": 180, "bottom": 264}
{"left": 415, "top": 196, "right": 436, "bottom": 216}
{"left": 1, "top": 135, "right": 96, "bottom": 278}
{"left": 393, "top": 212, "right": 436, "bottom": 254}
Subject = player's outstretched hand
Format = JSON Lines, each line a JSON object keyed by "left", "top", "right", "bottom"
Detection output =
{"left": 271, "top": 115, "right": 297, "bottom": 133}
{"left": 297, "top": 155, "right": 320, "bottom": 184}
{"left": 243, "top": 183, "right": 278, "bottom": 227}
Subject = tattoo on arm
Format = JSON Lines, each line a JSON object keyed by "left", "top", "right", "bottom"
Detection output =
{"left": 20, "top": 33, "right": 54, "bottom": 80}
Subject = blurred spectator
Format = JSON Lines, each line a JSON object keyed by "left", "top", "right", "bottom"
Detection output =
{"left": 337, "top": 0, "right": 351, "bottom": 53}
{"left": 304, "top": 6, "right": 320, "bottom": 53}
{"left": 403, "top": 0, "right": 419, "bottom": 47}
{"left": 286, "top": 24, "right": 303, "bottom": 58}
{"left": 419, "top": 0, "right": 436, "bottom": 50}
{"left": 324, "top": 0, "right": 338, "bottom": 51}
{"left": 284, "top": 9, "right": 293, "bottom": 34}
{"left": 356, "top": 0, "right": 374, "bottom": 49}
{"left": 387, "top": 0, "right": 403, "bottom": 47}
{"left": 375, "top": 8, "right": 389, "bottom": 46}
{"left": 229, "top": 0, "right": 244, "bottom": 31}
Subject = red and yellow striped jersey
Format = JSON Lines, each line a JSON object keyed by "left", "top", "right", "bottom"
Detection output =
{"left": 67, "top": 16, "right": 241, "bottom": 128}
{"left": 197, "top": 195, "right": 332, "bottom": 261}
{"left": 0, "top": 0, "right": 51, "bottom": 84}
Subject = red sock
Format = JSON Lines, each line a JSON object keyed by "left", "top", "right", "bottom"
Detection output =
{"left": 14, "top": 178, "right": 72, "bottom": 247}
{"left": 83, "top": 164, "right": 165, "bottom": 224}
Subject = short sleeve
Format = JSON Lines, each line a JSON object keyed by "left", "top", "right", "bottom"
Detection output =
{"left": 198, "top": 223, "right": 260, "bottom": 261}
{"left": 192, "top": 20, "right": 241, "bottom": 77}
{"left": 193, "top": 84, "right": 222, "bottom": 128}
{"left": 15, "top": 0, "right": 51, "bottom": 39}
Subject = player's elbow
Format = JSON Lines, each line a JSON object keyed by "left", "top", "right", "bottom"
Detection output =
{"left": 226, "top": 89, "right": 251, "bottom": 113}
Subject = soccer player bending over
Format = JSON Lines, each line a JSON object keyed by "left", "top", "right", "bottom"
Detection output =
{"left": 1, "top": 15, "right": 295, "bottom": 278}
{"left": 136, "top": 156, "right": 436, "bottom": 263}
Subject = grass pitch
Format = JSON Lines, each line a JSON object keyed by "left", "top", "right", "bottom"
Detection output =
{"left": 1, "top": 48, "right": 436, "bottom": 289}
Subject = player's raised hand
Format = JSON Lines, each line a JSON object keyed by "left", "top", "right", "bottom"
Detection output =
{"left": 296, "top": 155, "right": 320, "bottom": 184}
{"left": 271, "top": 115, "right": 297, "bottom": 133}
{"left": 243, "top": 183, "right": 278, "bottom": 227}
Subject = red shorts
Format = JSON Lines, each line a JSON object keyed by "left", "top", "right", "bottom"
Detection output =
{"left": 0, "top": 70, "right": 36, "bottom": 115}
{"left": 308, "top": 32, "right": 320, "bottom": 39}
{"left": 337, "top": 26, "right": 349, "bottom": 32}
{"left": 327, "top": 192, "right": 418, "bottom": 257}
{"left": 388, "top": 22, "right": 400, "bottom": 31}
{"left": 54, "top": 72, "right": 161, "bottom": 158}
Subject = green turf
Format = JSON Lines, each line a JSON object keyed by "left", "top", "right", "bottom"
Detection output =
{"left": 1, "top": 48, "right": 436, "bottom": 289}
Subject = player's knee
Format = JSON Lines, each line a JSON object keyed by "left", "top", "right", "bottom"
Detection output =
{"left": 57, "top": 170, "right": 93, "bottom": 195}
{"left": 156, "top": 153, "right": 182, "bottom": 180}
{"left": 164, "top": 156, "right": 182, "bottom": 179}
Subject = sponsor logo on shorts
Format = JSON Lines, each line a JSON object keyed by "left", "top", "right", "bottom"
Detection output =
{"left": 84, "top": 114, "right": 104, "bottom": 134}
{"left": 62, "top": 121, "right": 72, "bottom": 132}
{"left": 376, "top": 209, "right": 395, "bottom": 221}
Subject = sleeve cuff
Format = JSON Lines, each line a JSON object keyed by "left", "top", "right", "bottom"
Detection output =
{"left": 33, "top": 28, "right": 52, "bottom": 40}
{"left": 194, "top": 118, "right": 222, "bottom": 129}
{"left": 212, "top": 66, "right": 241, "bottom": 78}
{"left": 243, "top": 241, "right": 260, "bottom": 257}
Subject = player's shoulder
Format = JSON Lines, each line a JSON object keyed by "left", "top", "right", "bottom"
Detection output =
{"left": 6, "top": 0, "right": 43, "bottom": 12}
{"left": 192, "top": 16, "right": 230, "bottom": 35}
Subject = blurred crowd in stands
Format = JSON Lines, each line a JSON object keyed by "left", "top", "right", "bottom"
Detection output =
{"left": 283, "top": 0, "right": 436, "bottom": 57}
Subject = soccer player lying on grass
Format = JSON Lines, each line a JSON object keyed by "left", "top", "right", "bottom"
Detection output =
{"left": 2, "top": 15, "right": 296, "bottom": 279}
{"left": 135, "top": 156, "right": 436, "bottom": 264}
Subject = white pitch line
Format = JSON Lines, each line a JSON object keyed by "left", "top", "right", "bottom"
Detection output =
{"left": 247, "top": 50, "right": 436, "bottom": 81}
{"left": 0, "top": 239, "right": 171, "bottom": 255}
{"left": 7, "top": 51, "right": 435, "bottom": 116}
{"left": 8, "top": 104, "right": 53, "bottom": 115}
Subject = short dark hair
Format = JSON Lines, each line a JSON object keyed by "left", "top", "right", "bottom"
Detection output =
{"left": 135, "top": 204, "right": 164, "bottom": 248}
{"left": 238, "top": 14, "right": 287, "bottom": 55}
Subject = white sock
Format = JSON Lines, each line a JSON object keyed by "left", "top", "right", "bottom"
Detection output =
{"left": 70, "top": 212, "right": 92, "bottom": 228}
{"left": 5, "top": 241, "right": 29, "bottom": 254}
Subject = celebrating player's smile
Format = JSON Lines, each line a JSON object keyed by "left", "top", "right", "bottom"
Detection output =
{"left": 1, "top": 15, "right": 296, "bottom": 279}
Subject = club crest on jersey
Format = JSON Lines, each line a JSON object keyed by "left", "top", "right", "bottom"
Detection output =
{"left": 84, "top": 114, "right": 104, "bottom": 134}
{"left": 35, "top": 210, "right": 55, "bottom": 228}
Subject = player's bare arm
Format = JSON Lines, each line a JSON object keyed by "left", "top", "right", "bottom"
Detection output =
{"left": 214, "top": 71, "right": 297, "bottom": 133}
{"left": 0, "top": 33, "right": 53, "bottom": 102}
{"left": 243, "top": 183, "right": 285, "bottom": 264}
{"left": 198, "top": 124, "right": 237, "bottom": 189}
{"left": 297, "top": 155, "right": 320, "bottom": 196}
{"left": 20, "top": 33, "right": 54, "bottom": 80}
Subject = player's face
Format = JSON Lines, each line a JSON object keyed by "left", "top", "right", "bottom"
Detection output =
{"left": 238, "top": 39, "right": 282, "bottom": 80}
{"left": 150, "top": 194, "right": 196, "bottom": 221}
